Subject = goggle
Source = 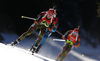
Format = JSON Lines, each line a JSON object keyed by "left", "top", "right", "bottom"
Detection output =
{"left": 73, "top": 32, "right": 78, "bottom": 34}
{"left": 49, "top": 10, "right": 54, "bottom": 12}
{"left": 48, "top": 10, "right": 54, "bottom": 14}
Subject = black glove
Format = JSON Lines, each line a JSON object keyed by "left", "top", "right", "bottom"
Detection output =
{"left": 73, "top": 40, "right": 79, "bottom": 45}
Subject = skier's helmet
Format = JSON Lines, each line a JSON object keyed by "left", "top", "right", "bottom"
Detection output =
{"left": 73, "top": 28, "right": 79, "bottom": 34}
{"left": 48, "top": 8, "right": 55, "bottom": 15}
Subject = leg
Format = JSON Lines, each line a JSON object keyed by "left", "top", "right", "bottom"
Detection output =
{"left": 56, "top": 43, "right": 72, "bottom": 61}
{"left": 34, "top": 29, "right": 51, "bottom": 46}
{"left": 36, "top": 30, "right": 52, "bottom": 53}
{"left": 11, "top": 23, "right": 37, "bottom": 46}
{"left": 18, "top": 23, "right": 39, "bottom": 41}
{"left": 60, "top": 50, "right": 69, "bottom": 61}
{"left": 31, "top": 27, "right": 46, "bottom": 53}
{"left": 60, "top": 44, "right": 72, "bottom": 61}
{"left": 18, "top": 27, "right": 34, "bottom": 41}
{"left": 35, "top": 28, "right": 46, "bottom": 47}
{"left": 56, "top": 51, "right": 64, "bottom": 61}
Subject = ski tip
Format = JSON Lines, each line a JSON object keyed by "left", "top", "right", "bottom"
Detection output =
{"left": 53, "top": 39, "right": 55, "bottom": 41}
{"left": 82, "top": 54, "right": 84, "bottom": 56}
{"left": 21, "top": 16, "right": 23, "bottom": 18}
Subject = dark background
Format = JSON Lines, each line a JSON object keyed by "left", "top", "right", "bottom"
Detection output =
{"left": 0, "top": 0, "right": 100, "bottom": 48}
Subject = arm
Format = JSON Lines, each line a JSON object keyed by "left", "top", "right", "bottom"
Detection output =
{"left": 51, "top": 20, "right": 59, "bottom": 32}
{"left": 34, "top": 12, "right": 45, "bottom": 24}
{"left": 64, "top": 30, "right": 72, "bottom": 37}
{"left": 62, "top": 30, "right": 73, "bottom": 40}
{"left": 49, "top": 17, "right": 58, "bottom": 31}
{"left": 74, "top": 36, "right": 80, "bottom": 47}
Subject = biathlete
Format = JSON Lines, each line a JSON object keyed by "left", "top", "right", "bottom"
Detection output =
{"left": 10, "top": 8, "right": 59, "bottom": 54}
{"left": 56, "top": 27, "right": 80, "bottom": 61}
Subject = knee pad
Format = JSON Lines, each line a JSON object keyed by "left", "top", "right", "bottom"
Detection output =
{"left": 64, "top": 55, "right": 67, "bottom": 57}
{"left": 39, "top": 37, "right": 42, "bottom": 40}
{"left": 68, "top": 48, "right": 71, "bottom": 51}
{"left": 23, "top": 34, "right": 27, "bottom": 36}
{"left": 63, "top": 47, "right": 66, "bottom": 50}
{"left": 38, "top": 37, "right": 42, "bottom": 42}
{"left": 42, "top": 31, "right": 44, "bottom": 33}
{"left": 32, "top": 27, "right": 36, "bottom": 30}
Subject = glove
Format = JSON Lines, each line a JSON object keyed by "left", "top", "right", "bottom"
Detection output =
{"left": 73, "top": 42, "right": 78, "bottom": 45}
{"left": 51, "top": 28, "right": 56, "bottom": 32}
{"left": 34, "top": 21, "right": 39, "bottom": 24}
{"left": 62, "top": 35, "right": 66, "bottom": 40}
{"left": 49, "top": 27, "right": 52, "bottom": 32}
{"left": 73, "top": 40, "right": 79, "bottom": 45}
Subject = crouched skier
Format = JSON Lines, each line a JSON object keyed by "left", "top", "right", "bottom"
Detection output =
{"left": 56, "top": 28, "right": 80, "bottom": 61}
{"left": 29, "top": 9, "right": 59, "bottom": 54}
{"left": 30, "top": 25, "right": 58, "bottom": 53}
{"left": 10, "top": 8, "right": 58, "bottom": 54}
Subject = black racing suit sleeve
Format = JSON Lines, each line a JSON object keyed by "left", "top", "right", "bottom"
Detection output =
{"left": 52, "top": 20, "right": 59, "bottom": 30}
{"left": 74, "top": 36, "right": 80, "bottom": 46}
{"left": 49, "top": 17, "right": 58, "bottom": 30}
{"left": 64, "top": 30, "right": 72, "bottom": 38}
{"left": 52, "top": 21, "right": 59, "bottom": 32}
{"left": 36, "top": 12, "right": 44, "bottom": 22}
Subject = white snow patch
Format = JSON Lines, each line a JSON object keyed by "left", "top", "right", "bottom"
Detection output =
{"left": 0, "top": 43, "right": 55, "bottom": 61}
{"left": 70, "top": 50, "right": 98, "bottom": 61}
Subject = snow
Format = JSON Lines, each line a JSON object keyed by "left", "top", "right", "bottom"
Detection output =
{"left": 70, "top": 50, "right": 97, "bottom": 61}
{"left": 1, "top": 32, "right": 100, "bottom": 61}
{"left": 0, "top": 43, "right": 55, "bottom": 61}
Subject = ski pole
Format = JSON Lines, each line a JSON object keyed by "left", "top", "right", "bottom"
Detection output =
{"left": 21, "top": 16, "right": 36, "bottom": 20}
{"left": 56, "top": 30, "right": 63, "bottom": 36}
{"left": 56, "top": 25, "right": 80, "bottom": 36}
{"left": 78, "top": 25, "right": 80, "bottom": 29}
{"left": 53, "top": 39, "right": 85, "bottom": 56}
{"left": 75, "top": 47, "right": 84, "bottom": 56}
{"left": 56, "top": 30, "right": 85, "bottom": 56}
{"left": 53, "top": 39, "right": 65, "bottom": 41}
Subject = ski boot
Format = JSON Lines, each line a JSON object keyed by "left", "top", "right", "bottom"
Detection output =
{"left": 35, "top": 45, "right": 42, "bottom": 53}
{"left": 35, "top": 47, "right": 39, "bottom": 53}
{"left": 10, "top": 39, "right": 19, "bottom": 46}
{"left": 30, "top": 45, "right": 38, "bottom": 55}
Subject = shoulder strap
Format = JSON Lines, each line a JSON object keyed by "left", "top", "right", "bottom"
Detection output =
{"left": 42, "top": 12, "right": 48, "bottom": 18}
{"left": 42, "top": 12, "right": 56, "bottom": 24}
{"left": 68, "top": 31, "right": 79, "bottom": 41}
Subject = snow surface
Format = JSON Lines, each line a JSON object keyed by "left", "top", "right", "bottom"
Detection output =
{"left": 0, "top": 43, "right": 55, "bottom": 61}
{"left": 1, "top": 32, "right": 100, "bottom": 61}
